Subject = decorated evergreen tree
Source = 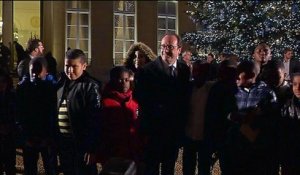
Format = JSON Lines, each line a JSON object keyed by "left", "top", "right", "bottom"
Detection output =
{"left": 182, "top": 1, "right": 300, "bottom": 60}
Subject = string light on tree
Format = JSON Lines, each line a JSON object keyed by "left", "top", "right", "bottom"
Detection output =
{"left": 182, "top": 1, "right": 300, "bottom": 60}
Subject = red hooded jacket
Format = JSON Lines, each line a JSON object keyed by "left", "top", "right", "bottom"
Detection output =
{"left": 96, "top": 85, "right": 142, "bottom": 164}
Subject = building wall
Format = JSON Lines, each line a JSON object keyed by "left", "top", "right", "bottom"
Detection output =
{"left": 136, "top": 1, "right": 157, "bottom": 54}
{"left": 42, "top": 1, "right": 53, "bottom": 53}
{"left": 89, "top": 1, "right": 114, "bottom": 83}
{"left": 42, "top": 1, "right": 196, "bottom": 83}
{"left": 2, "top": 1, "right": 13, "bottom": 69}
{"left": 42, "top": 1, "right": 66, "bottom": 74}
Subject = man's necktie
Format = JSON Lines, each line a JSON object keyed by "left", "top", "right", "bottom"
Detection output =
{"left": 169, "top": 66, "right": 176, "bottom": 78}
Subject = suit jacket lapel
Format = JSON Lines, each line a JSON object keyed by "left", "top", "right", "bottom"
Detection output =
{"left": 154, "top": 56, "right": 169, "bottom": 76}
{"left": 290, "top": 59, "right": 294, "bottom": 74}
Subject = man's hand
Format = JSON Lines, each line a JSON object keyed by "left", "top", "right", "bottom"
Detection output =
{"left": 84, "top": 153, "right": 96, "bottom": 165}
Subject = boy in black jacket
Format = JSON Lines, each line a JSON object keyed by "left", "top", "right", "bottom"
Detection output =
{"left": 0, "top": 69, "right": 16, "bottom": 175}
{"left": 17, "top": 57, "right": 57, "bottom": 175}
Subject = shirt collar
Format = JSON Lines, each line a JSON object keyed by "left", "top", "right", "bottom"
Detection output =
{"left": 239, "top": 82, "right": 259, "bottom": 92}
{"left": 169, "top": 60, "right": 177, "bottom": 68}
{"left": 29, "top": 54, "right": 35, "bottom": 59}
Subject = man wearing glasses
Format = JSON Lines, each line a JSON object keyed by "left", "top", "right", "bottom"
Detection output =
{"left": 135, "top": 33, "right": 190, "bottom": 175}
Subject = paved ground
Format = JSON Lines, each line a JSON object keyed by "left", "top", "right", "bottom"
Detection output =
{"left": 15, "top": 148, "right": 221, "bottom": 175}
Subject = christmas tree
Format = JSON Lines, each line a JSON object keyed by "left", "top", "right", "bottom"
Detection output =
{"left": 182, "top": 1, "right": 300, "bottom": 60}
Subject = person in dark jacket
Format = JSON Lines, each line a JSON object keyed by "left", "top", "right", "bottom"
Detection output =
{"left": 135, "top": 33, "right": 190, "bottom": 175}
{"left": 124, "top": 42, "right": 156, "bottom": 92}
{"left": 124, "top": 42, "right": 156, "bottom": 74}
{"left": 0, "top": 43, "right": 11, "bottom": 74}
{"left": 183, "top": 62, "right": 214, "bottom": 175}
{"left": 228, "top": 60, "right": 278, "bottom": 175}
{"left": 16, "top": 57, "right": 57, "bottom": 175}
{"left": 56, "top": 49, "right": 101, "bottom": 175}
{"left": 254, "top": 59, "right": 288, "bottom": 174}
{"left": 0, "top": 69, "right": 16, "bottom": 175}
{"left": 205, "top": 60, "right": 238, "bottom": 175}
{"left": 280, "top": 73, "right": 300, "bottom": 175}
{"left": 14, "top": 41, "right": 26, "bottom": 67}
{"left": 17, "top": 38, "right": 44, "bottom": 80}
{"left": 282, "top": 48, "right": 300, "bottom": 82}
{"left": 44, "top": 51, "right": 58, "bottom": 81}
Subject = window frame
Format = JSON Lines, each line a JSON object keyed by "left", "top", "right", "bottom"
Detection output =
{"left": 113, "top": 1, "right": 136, "bottom": 66}
{"left": 157, "top": 1, "right": 178, "bottom": 53}
{"left": 65, "top": 1, "right": 91, "bottom": 64}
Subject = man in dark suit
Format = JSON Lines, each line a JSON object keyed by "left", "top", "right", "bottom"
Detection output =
{"left": 135, "top": 33, "right": 190, "bottom": 175}
{"left": 17, "top": 38, "right": 44, "bottom": 80}
{"left": 283, "top": 48, "right": 300, "bottom": 81}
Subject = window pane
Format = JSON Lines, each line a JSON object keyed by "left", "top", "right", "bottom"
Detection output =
{"left": 158, "top": 41, "right": 161, "bottom": 49}
{"left": 158, "top": 2, "right": 166, "bottom": 14}
{"left": 125, "top": 28, "right": 134, "bottom": 40}
{"left": 114, "top": 53, "right": 124, "bottom": 65}
{"left": 168, "top": 18, "right": 176, "bottom": 30}
{"left": 126, "top": 41, "right": 134, "bottom": 51}
{"left": 125, "top": 1, "right": 135, "bottom": 12}
{"left": 114, "top": 1, "right": 136, "bottom": 66}
{"left": 158, "top": 18, "right": 166, "bottom": 29}
{"left": 78, "top": 1, "right": 89, "bottom": 9}
{"left": 66, "top": 1, "right": 91, "bottom": 64}
{"left": 115, "top": 40, "right": 123, "bottom": 52}
{"left": 114, "top": 1, "right": 123, "bottom": 12}
{"left": 79, "top": 14, "right": 89, "bottom": 26}
{"left": 79, "top": 40, "right": 88, "bottom": 51}
{"left": 67, "top": 39, "right": 77, "bottom": 49}
{"left": 157, "top": 41, "right": 162, "bottom": 54}
{"left": 67, "top": 26, "right": 77, "bottom": 38}
{"left": 126, "top": 16, "right": 134, "bottom": 27}
{"left": 79, "top": 27, "right": 89, "bottom": 38}
{"left": 67, "top": 1, "right": 78, "bottom": 9}
{"left": 115, "top": 28, "right": 124, "bottom": 39}
{"left": 114, "top": 15, "right": 123, "bottom": 27}
{"left": 158, "top": 30, "right": 166, "bottom": 41}
{"left": 168, "top": 30, "right": 176, "bottom": 34}
{"left": 157, "top": 1, "right": 177, "bottom": 54}
{"left": 167, "top": 2, "right": 176, "bottom": 16}
{"left": 67, "top": 13, "right": 77, "bottom": 25}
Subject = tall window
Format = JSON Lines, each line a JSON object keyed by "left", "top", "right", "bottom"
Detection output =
{"left": 113, "top": 1, "right": 136, "bottom": 66}
{"left": 66, "top": 1, "right": 91, "bottom": 64}
{"left": 157, "top": 1, "right": 177, "bottom": 53}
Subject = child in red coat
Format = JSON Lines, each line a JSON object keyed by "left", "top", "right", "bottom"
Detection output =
{"left": 97, "top": 66, "right": 142, "bottom": 166}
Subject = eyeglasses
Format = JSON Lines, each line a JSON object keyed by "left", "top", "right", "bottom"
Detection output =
{"left": 160, "top": 44, "right": 179, "bottom": 50}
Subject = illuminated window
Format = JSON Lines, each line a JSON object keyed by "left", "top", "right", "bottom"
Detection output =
{"left": 13, "top": 1, "right": 40, "bottom": 47}
{"left": 113, "top": 1, "right": 136, "bottom": 66}
{"left": 66, "top": 1, "right": 91, "bottom": 64}
{"left": 157, "top": 1, "right": 177, "bottom": 53}
{"left": 13, "top": 1, "right": 40, "bottom": 69}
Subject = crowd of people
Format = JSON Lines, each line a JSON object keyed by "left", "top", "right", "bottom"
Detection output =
{"left": 0, "top": 33, "right": 300, "bottom": 175}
